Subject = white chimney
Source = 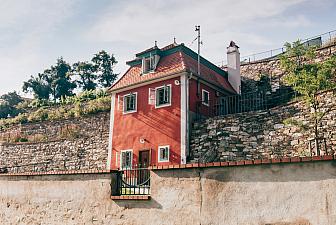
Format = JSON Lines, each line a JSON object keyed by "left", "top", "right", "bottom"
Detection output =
{"left": 227, "top": 41, "right": 241, "bottom": 94}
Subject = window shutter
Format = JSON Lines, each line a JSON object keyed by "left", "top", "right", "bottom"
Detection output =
{"left": 117, "top": 95, "right": 123, "bottom": 111}
{"left": 148, "top": 88, "right": 155, "bottom": 105}
{"left": 153, "top": 55, "right": 160, "bottom": 70}
{"left": 141, "top": 58, "right": 145, "bottom": 74}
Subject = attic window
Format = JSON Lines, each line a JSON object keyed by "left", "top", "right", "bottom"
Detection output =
{"left": 142, "top": 55, "right": 157, "bottom": 74}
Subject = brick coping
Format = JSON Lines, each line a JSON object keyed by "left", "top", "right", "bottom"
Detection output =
{"left": 0, "top": 169, "right": 111, "bottom": 176}
{"left": 111, "top": 195, "right": 151, "bottom": 200}
{"left": 149, "top": 155, "right": 335, "bottom": 170}
{"left": 0, "top": 155, "right": 334, "bottom": 176}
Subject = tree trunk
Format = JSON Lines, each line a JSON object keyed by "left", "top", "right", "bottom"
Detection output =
{"left": 313, "top": 103, "right": 320, "bottom": 156}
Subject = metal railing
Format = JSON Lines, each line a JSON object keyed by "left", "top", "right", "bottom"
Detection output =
{"left": 217, "top": 29, "right": 336, "bottom": 66}
{"left": 115, "top": 167, "right": 151, "bottom": 196}
{"left": 195, "top": 88, "right": 297, "bottom": 121}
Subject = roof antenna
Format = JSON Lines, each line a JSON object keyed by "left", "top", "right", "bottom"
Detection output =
{"left": 154, "top": 40, "right": 157, "bottom": 47}
{"left": 173, "top": 37, "right": 177, "bottom": 45}
{"left": 195, "top": 25, "right": 201, "bottom": 76}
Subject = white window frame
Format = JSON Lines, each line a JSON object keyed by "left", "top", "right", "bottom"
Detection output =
{"left": 155, "top": 84, "right": 172, "bottom": 109}
{"left": 158, "top": 145, "right": 170, "bottom": 163}
{"left": 123, "top": 92, "right": 137, "bottom": 114}
{"left": 142, "top": 55, "right": 156, "bottom": 74}
{"left": 120, "top": 149, "right": 133, "bottom": 169}
{"left": 202, "top": 89, "right": 210, "bottom": 106}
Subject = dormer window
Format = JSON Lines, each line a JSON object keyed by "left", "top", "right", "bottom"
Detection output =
{"left": 142, "top": 54, "right": 159, "bottom": 74}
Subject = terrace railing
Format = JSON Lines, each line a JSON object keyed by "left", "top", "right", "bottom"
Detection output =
{"left": 216, "top": 29, "right": 336, "bottom": 66}
{"left": 115, "top": 167, "right": 151, "bottom": 196}
{"left": 195, "top": 88, "right": 296, "bottom": 121}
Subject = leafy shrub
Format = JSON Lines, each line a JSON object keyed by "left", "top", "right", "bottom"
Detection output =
{"left": 15, "top": 137, "right": 28, "bottom": 142}
{"left": 0, "top": 94, "right": 111, "bottom": 127}
{"left": 28, "top": 108, "right": 49, "bottom": 122}
{"left": 59, "top": 125, "right": 81, "bottom": 140}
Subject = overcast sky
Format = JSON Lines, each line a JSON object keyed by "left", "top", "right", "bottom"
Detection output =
{"left": 0, "top": 0, "right": 335, "bottom": 95}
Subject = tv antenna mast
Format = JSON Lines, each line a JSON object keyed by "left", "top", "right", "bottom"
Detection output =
{"left": 195, "top": 25, "right": 201, "bottom": 76}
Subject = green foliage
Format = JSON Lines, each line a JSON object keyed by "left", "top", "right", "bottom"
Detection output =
{"left": 0, "top": 92, "right": 23, "bottom": 106}
{"left": 72, "top": 61, "right": 97, "bottom": 91}
{"left": 280, "top": 41, "right": 336, "bottom": 105}
{"left": 23, "top": 58, "right": 76, "bottom": 101}
{"left": 0, "top": 92, "right": 24, "bottom": 119}
{"left": 59, "top": 125, "right": 81, "bottom": 140}
{"left": 22, "top": 51, "right": 117, "bottom": 101}
{"left": 50, "top": 58, "right": 77, "bottom": 100}
{"left": 0, "top": 96, "right": 111, "bottom": 128}
{"left": 280, "top": 40, "right": 336, "bottom": 152}
{"left": 256, "top": 74, "right": 271, "bottom": 92}
{"left": 92, "top": 50, "right": 118, "bottom": 88}
{"left": 282, "top": 117, "right": 307, "bottom": 131}
{"left": 23, "top": 73, "right": 51, "bottom": 100}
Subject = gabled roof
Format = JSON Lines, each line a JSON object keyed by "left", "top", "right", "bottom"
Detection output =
{"left": 109, "top": 43, "right": 236, "bottom": 94}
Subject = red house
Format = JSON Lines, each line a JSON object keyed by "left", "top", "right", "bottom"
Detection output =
{"left": 107, "top": 41, "right": 241, "bottom": 170}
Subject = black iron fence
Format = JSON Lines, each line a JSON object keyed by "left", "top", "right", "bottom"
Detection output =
{"left": 217, "top": 29, "right": 336, "bottom": 66}
{"left": 195, "top": 88, "right": 297, "bottom": 121}
{"left": 115, "top": 167, "right": 150, "bottom": 196}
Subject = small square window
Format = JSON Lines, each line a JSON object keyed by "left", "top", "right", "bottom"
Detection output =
{"left": 120, "top": 150, "right": 133, "bottom": 169}
{"left": 202, "top": 89, "right": 209, "bottom": 106}
{"left": 155, "top": 85, "right": 171, "bottom": 108}
{"left": 123, "top": 93, "right": 137, "bottom": 113}
{"left": 158, "top": 145, "right": 169, "bottom": 162}
{"left": 143, "top": 56, "right": 155, "bottom": 74}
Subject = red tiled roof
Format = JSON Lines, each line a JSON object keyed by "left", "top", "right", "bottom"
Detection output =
{"left": 110, "top": 45, "right": 235, "bottom": 93}
{"left": 111, "top": 51, "right": 186, "bottom": 90}
{"left": 181, "top": 53, "right": 235, "bottom": 93}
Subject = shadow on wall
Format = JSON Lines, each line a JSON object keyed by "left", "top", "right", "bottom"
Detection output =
{"left": 134, "top": 108, "right": 180, "bottom": 140}
{"left": 114, "top": 198, "right": 162, "bottom": 209}
{"left": 153, "top": 161, "right": 336, "bottom": 183}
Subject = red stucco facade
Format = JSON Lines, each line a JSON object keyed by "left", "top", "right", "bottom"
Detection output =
{"left": 111, "top": 77, "right": 182, "bottom": 170}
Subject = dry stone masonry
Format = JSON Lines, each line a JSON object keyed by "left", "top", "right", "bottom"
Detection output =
{"left": 238, "top": 44, "right": 336, "bottom": 93}
{"left": 190, "top": 91, "right": 336, "bottom": 163}
{"left": 0, "top": 112, "right": 110, "bottom": 173}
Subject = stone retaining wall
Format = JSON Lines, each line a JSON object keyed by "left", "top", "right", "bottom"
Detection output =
{"left": 0, "top": 112, "right": 110, "bottom": 172}
{"left": 237, "top": 44, "right": 336, "bottom": 92}
{"left": 190, "top": 91, "right": 336, "bottom": 163}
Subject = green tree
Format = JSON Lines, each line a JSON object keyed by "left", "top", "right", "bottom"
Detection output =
{"left": 280, "top": 40, "right": 336, "bottom": 155}
{"left": 92, "top": 50, "right": 118, "bottom": 88}
{"left": 72, "top": 61, "right": 97, "bottom": 91}
{"left": 22, "top": 74, "right": 51, "bottom": 100}
{"left": 50, "top": 58, "right": 77, "bottom": 100}
{"left": 1, "top": 91, "right": 23, "bottom": 106}
{"left": 0, "top": 92, "right": 23, "bottom": 119}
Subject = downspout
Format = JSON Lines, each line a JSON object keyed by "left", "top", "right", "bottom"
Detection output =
{"left": 107, "top": 93, "right": 116, "bottom": 170}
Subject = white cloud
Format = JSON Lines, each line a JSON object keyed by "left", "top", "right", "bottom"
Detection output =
{"left": 87, "top": 0, "right": 310, "bottom": 73}
{"left": 88, "top": 0, "right": 308, "bottom": 44}
{"left": 0, "top": 0, "right": 78, "bottom": 95}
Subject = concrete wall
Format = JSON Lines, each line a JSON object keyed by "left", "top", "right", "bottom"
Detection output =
{"left": 1, "top": 161, "right": 336, "bottom": 224}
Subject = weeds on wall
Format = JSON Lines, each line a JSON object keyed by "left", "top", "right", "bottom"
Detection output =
{"left": 0, "top": 95, "right": 111, "bottom": 129}
{"left": 59, "top": 125, "right": 82, "bottom": 140}
{"left": 0, "top": 124, "right": 83, "bottom": 143}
